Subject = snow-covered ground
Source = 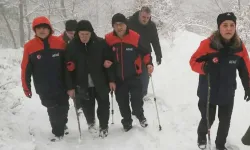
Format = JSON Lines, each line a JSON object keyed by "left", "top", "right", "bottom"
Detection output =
{"left": 0, "top": 31, "right": 249, "bottom": 150}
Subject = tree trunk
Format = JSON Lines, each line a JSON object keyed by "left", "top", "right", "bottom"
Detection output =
{"left": 24, "top": 0, "right": 31, "bottom": 40}
{"left": 0, "top": 8, "right": 17, "bottom": 49}
{"left": 19, "top": 0, "right": 25, "bottom": 47}
{"left": 60, "top": 0, "right": 67, "bottom": 22}
{"left": 238, "top": 0, "right": 241, "bottom": 10}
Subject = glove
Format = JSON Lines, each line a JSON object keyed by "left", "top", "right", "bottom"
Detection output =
{"left": 24, "top": 89, "right": 32, "bottom": 98}
{"left": 156, "top": 56, "right": 161, "bottom": 65}
{"left": 244, "top": 88, "right": 250, "bottom": 102}
{"left": 196, "top": 53, "right": 220, "bottom": 74}
{"left": 75, "top": 86, "right": 89, "bottom": 100}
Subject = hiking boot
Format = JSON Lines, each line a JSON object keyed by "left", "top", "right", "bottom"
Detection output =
{"left": 99, "top": 127, "right": 108, "bottom": 138}
{"left": 122, "top": 119, "right": 133, "bottom": 132}
{"left": 197, "top": 134, "right": 207, "bottom": 149}
{"left": 88, "top": 123, "right": 98, "bottom": 134}
{"left": 50, "top": 135, "right": 63, "bottom": 142}
{"left": 137, "top": 114, "right": 148, "bottom": 128}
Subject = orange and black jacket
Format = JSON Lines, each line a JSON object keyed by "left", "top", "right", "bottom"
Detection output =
{"left": 21, "top": 18, "right": 67, "bottom": 97}
{"left": 190, "top": 37, "right": 250, "bottom": 105}
{"left": 105, "top": 29, "right": 152, "bottom": 81}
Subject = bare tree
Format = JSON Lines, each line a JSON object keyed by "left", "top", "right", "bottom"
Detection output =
{"left": 24, "top": 0, "right": 31, "bottom": 40}
{"left": 60, "top": 0, "right": 67, "bottom": 23}
{"left": 0, "top": 4, "right": 17, "bottom": 48}
{"left": 238, "top": 0, "right": 241, "bottom": 10}
{"left": 19, "top": 0, "right": 25, "bottom": 47}
{"left": 214, "top": 0, "right": 224, "bottom": 13}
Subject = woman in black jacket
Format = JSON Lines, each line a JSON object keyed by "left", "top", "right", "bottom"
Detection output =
{"left": 190, "top": 12, "right": 250, "bottom": 150}
{"left": 65, "top": 20, "right": 114, "bottom": 138}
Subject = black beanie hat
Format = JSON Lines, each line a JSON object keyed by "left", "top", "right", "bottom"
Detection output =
{"left": 65, "top": 20, "right": 77, "bottom": 31}
{"left": 217, "top": 12, "right": 237, "bottom": 28}
{"left": 112, "top": 13, "right": 127, "bottom": 26}
{"left": 76, "top": 20, "right": 94, "bottom": 32}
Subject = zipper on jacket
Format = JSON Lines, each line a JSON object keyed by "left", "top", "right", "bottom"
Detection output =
{"left": 84, "top": 43, "right": 89, "bottom": 70}
{"left": 116, "top": 48, "right": 119, "bottom": 62}
{"left": 121, "top": 41, "right": 124, "bottom": 80}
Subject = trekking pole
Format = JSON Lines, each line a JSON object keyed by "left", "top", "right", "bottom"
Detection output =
{"left": 111, "top": 91, "right": 114, "bottom": 124}
{"left": 73, "top": 98, "right": 82, "bottom": 141}
{"left": 206, "top": 73, "right": 211, "bottom": 150}
{"left": 150, "top": 75, "right": 162, "bottom": 131}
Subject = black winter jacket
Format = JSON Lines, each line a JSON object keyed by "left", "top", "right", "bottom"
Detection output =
{"left": 128, "top": 11, "right": 162, "bottom": 59}
{"left": 65, "top": 33, "right": 111, "bottom": 99}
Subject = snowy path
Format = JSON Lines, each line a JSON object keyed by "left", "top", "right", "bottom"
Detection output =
{"left": 0, "top": 31, "right": 249, "bottom": 150}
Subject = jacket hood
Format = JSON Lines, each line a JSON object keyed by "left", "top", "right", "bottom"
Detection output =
{"left": 209, "top": 31, "right": 242, "bottom": 53}
{"left": 32, "top": 16, "right": 53, "bottom": 33}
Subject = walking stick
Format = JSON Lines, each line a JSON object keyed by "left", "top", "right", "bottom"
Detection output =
{"left": 150, "top": 75, "right": 162, "bottom": 131}
{"left": 73, "top": 98, "right": 82, "bottom": 141}
{"left": 111, "top": 91, "right": 114, "bottom": 124}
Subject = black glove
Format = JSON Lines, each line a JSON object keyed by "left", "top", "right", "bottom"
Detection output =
{"left": 156, "top": 56, "right": 161, "bottom": 65}
{"left": 75, "top": 86, "right": 89, "bottom": 100}
{"left": 244, "top": 88, "right": 250, "bottom": 102}
{"left": 196, "top": 53, "right": 220, "bottom": 74}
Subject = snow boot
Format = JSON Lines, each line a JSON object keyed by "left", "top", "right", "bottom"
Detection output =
{"left": 197, "top": 134, "right": 207, "bottom": 149}
{"left": 88, "top": 123, "right": 98, "bottom": 134}
{"left": 137, "top": 114, "right": 148, "bottom": 128}
{"left": 139, "top": 118, "right": 148, "bottom": 128}
{"left": 99, "top": 127, "right": 108, "bottom": 138}
{"left": 122, "top": 119, "right": 133, "bottom": 132}
{"left": 123, "top": 123, "right": 132, "bottom": 132}
{"left": 77, "top": 108, "right": 83, "bottom": 116}
{"left": 50, "top": 136, "right": 63, "bottom": 142}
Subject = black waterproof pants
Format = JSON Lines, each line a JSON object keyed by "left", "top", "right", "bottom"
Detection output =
{"left": 115, "top": 76, "right": 144, "bottom": 126}
{"left": 77, "top": 87, "right": 110, "bottom": 129}
{"left": 197, "top": 100, "right": 234, "bottom": 148}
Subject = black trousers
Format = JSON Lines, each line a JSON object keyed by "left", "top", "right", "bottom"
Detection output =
{"left": 115, "top": 76, "right": 144, "bottom": 125}
{"left": 77, "top": 87, "right": 110, "bottom": 129}
{"left": 40, "top": 93, "right": 69, "bottom": 137}
{"left": 197, "top": 100, "right": 234, "bottom": 147}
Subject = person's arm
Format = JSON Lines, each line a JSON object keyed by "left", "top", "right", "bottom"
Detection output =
{"left": 151, "top": 23, "right": 162, "bottom": 64}
{"left": 136, "top": 36, "right": 153, "bottom": 75}
{"left": 64, "top": 43, "right": 76, "bottom": 90}
{"left": 21, "top": 44, "right": 32, "bottom": 98}
{"left": 103, "top": 40, "right": 116, "bottom": 83}
{"left": 189, "top": 40, "right": 211, "bottom": 75}
{"left": 237, "top": 44, "right": 250, "bottom": 92}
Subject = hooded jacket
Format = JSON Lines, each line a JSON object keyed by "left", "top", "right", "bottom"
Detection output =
{"left": 64, "top": 25, "right": 111, "bottom": 99}
{"left": 21, "top": 16, "right": 68, "bottom": 107}
{"left": 190, "top": 33, "right": 250, "bottom": 105}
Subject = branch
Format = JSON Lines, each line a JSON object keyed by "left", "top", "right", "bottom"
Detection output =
{"left": 25, "top": 3, "right": 43, "bottom": 17}
{"left": 214, "top": 0, "right": 223, "bottom": 13}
